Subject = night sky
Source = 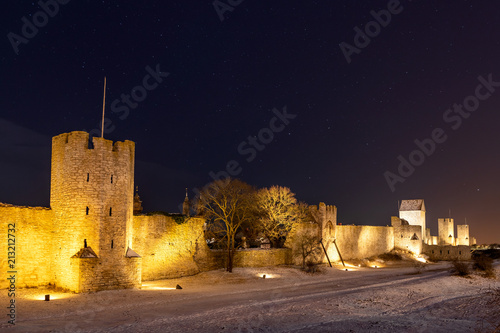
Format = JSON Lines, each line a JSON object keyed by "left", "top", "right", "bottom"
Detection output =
{"left": 1, "top": 1, "right": 499, "bottom": 244}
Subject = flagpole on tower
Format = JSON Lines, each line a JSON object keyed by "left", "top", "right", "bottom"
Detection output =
{"left": 101, "top": 77, "right": 107, "bottom": 138}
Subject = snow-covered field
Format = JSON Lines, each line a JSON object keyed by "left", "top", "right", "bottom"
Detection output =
{"left": 2, "top": 261, "right": 499, "bottom": 333}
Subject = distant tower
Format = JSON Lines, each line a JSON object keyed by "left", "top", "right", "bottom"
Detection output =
{"left": 182, "top": 188, "right": 190, "bottom": 216}
{"left": 133, "top": 186, "right": 143, "bottom": 215}
{"left": 438, "top": 218, "right": 454, "bottom": 245}
{"left": 399, "top": 199, "right": 426, "bottom": 243}
{"left": 50, "top": 131, "right": 141, "bottom": 292}
{"left": 456, "top": 224, "right": 469, "bottom": 246}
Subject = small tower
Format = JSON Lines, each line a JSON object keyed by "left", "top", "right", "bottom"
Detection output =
{"left": 182, "top": 188, "right": 190, "bottom": 216}
{"left": 133, "top": 186, "right": 143, "bottom": 215}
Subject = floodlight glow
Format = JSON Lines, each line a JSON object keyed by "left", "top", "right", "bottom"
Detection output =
{"left": 31, "top": 293, "right": 75, "bottom": 301}
{"left": 255, "top": 273, "right": 279, "bottom": 279}
{"left": 141, "top": 284, "right": 176, "bottom": 290}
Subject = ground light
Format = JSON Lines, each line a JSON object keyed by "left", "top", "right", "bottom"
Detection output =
{"left": 255, "top": 273, "right": 280, "bottom": 279}
{"left": 30, "top": 293, "right": 75, "bottom": 301}
{"left": 339, "top": 263, "right": 360, "bottom": 271}
{"left": 141, "top": 284, "right": 177, "bottom": 290}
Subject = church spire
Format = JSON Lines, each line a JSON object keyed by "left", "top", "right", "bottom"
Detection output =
{"left": 183, "top": 188, "right": 190, "bottom": 216}
{"left": 133, "top": 186, "right": 143, "bottom": 215}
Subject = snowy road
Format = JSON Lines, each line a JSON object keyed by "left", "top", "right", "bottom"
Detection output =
{"left": 3, "top": 262, "right": 499, "bottom": 332}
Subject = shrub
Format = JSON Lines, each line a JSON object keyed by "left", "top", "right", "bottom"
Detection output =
{"left": 304, "top": 260, "right": 320, "bottom": 274}
{"left": 473, "top": 254, "right": 495, "bottom": 278}
{"left": 451, "top": 261, "right": 470, "bottom": 277}
{"left": 379, "top": 252, "right": 402, "bottom": 261}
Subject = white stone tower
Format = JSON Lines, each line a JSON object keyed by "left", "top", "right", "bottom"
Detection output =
{"left": 399, "top": 199, "right": 426, "bottom": 243}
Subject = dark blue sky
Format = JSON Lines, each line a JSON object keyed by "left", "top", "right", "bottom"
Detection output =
{"left": 1, "top": 1, "right": 500, "bottom": 243}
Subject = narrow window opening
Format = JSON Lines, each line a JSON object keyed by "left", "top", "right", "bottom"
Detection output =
{"left": 111, "top": 240, "right": 114, "bottom": 249}
{"left": 432, "top": 250, "right": 434, "bottom": 254}
{"left": 111, "top": 175, "right": 113, "bottom": 184}
{"left": 440, "top": 250, "right": 442, "bottom": 254}
{"left": 459, "top": 251, "right": 461, "bottom": 255}
{"left": 109, "top": 207, "right": 112, "bottom": 216}
{"left": 87, "top": 173, "right": 89, "bottom": 182}
{"left": 86, "top": 207, "right": 89, "bottom": 215}
{"left": 447, "top": 250, "right": 450, "bottom": 254}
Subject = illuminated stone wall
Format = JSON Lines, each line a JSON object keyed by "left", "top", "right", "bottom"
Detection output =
{"left": 133, "top": 214, "right": 217, "bottom": 281}
{"left": 423, "top": 244, "right": 471, "bottom": 261}
{"left": 0, "top": 204, "right": 54, "bottom": 289}
{"left": 330, "top": 225, "right": 395, "bottom": 261}
{"left": 287, "top": 219, "right": 395, "bottom": 264}
{"left": 212, "top": 248, "right": 292, "bottom": 267}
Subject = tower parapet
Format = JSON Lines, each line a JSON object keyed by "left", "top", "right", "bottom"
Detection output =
{"left": 308, "top": 202, "right": 337, "bottom": 240}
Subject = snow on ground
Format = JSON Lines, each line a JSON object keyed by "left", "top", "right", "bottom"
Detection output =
{"left": 1, "top": 261, "right": 499, "bottom": 333}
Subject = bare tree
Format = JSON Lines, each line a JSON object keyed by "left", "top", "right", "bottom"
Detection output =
{"left": 295, "top": 227, "right": 322, "bottom": 270}
{"left": 196, "top": 178, "right": 256, "bottom": 272}
{"left": 255, "top": 186, "right": 299, "bottom": 247}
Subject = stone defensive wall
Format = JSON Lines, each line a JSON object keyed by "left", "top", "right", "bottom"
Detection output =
{"left": 423, "top": 244, "right": 471, "bottom": 261}
{"left": 133, "top": 214, "right": 218, "bottom": 281}
{"left": 327, "top": 225, "right": 395, "bottom": 261}
{"left": 0, "top": 204, "right": 54, "bottom": 289}
{"left": 212, "top": 248, "right": 293, "bottom": 268}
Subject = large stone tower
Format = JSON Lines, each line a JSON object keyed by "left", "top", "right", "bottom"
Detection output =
{"left": 438, "top": 218, "right": 455, "bottom": 245}
{"left": 399, "top": 199, "right": 426, "bottom": 243}
{"left": 50, "top": 131, "right": 141, "bottom": 292}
